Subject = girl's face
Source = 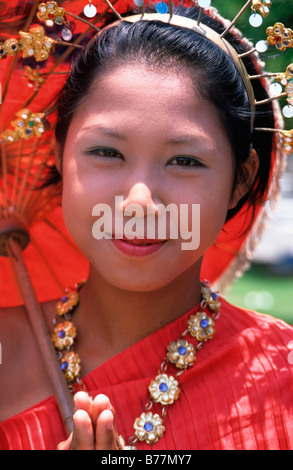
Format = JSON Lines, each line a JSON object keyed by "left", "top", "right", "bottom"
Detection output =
{"left": 60, "top": 64, "right": 237, "bottom": 292}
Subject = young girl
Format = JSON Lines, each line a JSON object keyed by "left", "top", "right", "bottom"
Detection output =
{"left": 0, "top": 0, "right": 292, "bottom": 450}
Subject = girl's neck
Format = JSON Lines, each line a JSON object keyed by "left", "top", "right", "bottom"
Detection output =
{"left": 74, "top": 262, "right": 202, "bottom": 360}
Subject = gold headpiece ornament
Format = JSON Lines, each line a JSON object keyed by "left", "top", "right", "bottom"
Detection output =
{"left": 0, "top": 0, "right": 292, "bottom": 151}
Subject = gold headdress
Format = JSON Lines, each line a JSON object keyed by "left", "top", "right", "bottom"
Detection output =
{"left": 1, "top": 0, "right": 292, "bottom": 148}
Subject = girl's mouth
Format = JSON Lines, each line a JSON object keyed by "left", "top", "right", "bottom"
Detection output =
{"left": 110, "top": 235, "right": 168, "bottom": 257}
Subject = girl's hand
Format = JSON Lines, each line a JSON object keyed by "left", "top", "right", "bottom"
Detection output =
{"left": 57, "top": 391, "right": 123, "bottom": 450}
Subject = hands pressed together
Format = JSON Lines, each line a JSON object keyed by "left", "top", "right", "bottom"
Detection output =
{"left": 57, "top": 391, "right": 123, "bottom": 450}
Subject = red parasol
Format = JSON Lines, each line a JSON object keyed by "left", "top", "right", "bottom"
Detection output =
{"left": 0, "top": 0, "right": 133, "bottom": 307}
{"left": 0, "top": 0, "right": 132, "bottom": 434}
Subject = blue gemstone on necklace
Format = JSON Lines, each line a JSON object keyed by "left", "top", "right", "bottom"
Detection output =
{"left": 58, "top": 330, "right": 66, "bottom": 338}
{"left": 211, "top": 292, "right": 218, "bottom": 300}
{"left": 159, "top": 382, "right": 168, "bottom": 393}
{"left": 61, "top": 296, "right": 69, "bottom": 303}
{"left": 61, "top": 361, "right": 68, "bottom": 370}
{"left": 200, "top": 318, "right": 209, "bottom": 329}
{"left": 178, "top": 346, "right": 187, "bottom": 355}
{"left": 156, "top": 1, "right": 168, "bottom": 14}
{"left": 144, "top": 422, "right": 153, "bottom": 432}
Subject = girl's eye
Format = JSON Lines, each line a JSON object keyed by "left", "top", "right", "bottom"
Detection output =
{"left": 86, "top": 147, "right": 123, "bottom": 159}
{"left": 168, "top": 156, "right": 204, "bottom": 167}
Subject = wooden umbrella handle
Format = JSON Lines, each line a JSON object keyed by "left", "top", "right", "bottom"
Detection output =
{"left": 5, "top": 236, "right": 74, "bottom": 436}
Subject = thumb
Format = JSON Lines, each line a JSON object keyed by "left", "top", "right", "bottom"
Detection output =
{"left": 57, "top": 432, "right": 73, "bottom": 450}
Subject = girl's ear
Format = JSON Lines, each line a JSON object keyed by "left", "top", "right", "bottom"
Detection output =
{"left": 229, "top": 149, "right": 260, "bottom": 210}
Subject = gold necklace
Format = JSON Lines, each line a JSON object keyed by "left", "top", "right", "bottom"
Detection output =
{"left": 51, "top": 279, "right": 221, "bottom": 448}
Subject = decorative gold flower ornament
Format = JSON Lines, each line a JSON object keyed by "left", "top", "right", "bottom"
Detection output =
{"left": 51, "top": 321, "right": 77, "bottom": 350}
{"left": 266, "top": 23, "right": 293, "bottom": 51}
{"left": 252, "top": 0, "right": 272, "bottom": 18}
{"left": 133, "top": 412, "right": 165, "bottom": 444}
{"left": 60, "top": 352, "right": 81, "bottom": 382}
{"left": 148, "top": 374, "right": 180, "bottom": 405}
{"left": 275, "top": 64, "right": 293, "bottom": 106}
{"left": 0, "top": 25, "right": 54, "bottom": 62}
{"left": 201, "top": 285, "right": 221, "bottom": 312}
{"left": 20, "top": 26, "right": 55, "bottom": 61}
{"left": 23, "top": 66, "right": 46, "bottom": 90}
{"left": 167, "top": 338, "right": 196, "bottom": 369}
{"left": 0, "top": 38, "right": 20, "bottom": 59}
{"left": 37, "top": 1, "right": 66, "bottom": 27}
{"left": 56, "top": 290, "right": 80, "bottom": 316}
{"left": 0, "top": 109, "right": 45, "bottom": 143}
{"left": 187, "top": 311, "right": 215, "bottom": 342}
{"left": 280, "top": 130, "right": 293, "bottom": 155}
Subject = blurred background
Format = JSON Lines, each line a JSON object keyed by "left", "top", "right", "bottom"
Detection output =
{"left": 213, "top": 0, "right": 293, "bottom": 325}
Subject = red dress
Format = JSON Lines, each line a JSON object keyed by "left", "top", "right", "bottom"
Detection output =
{"left": 0, "top": 298, "right": 292, "bottom": 450}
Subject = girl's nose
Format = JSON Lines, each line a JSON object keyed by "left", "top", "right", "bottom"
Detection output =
{"left": 121, "top": 182, "right": 163, "bottom": 217}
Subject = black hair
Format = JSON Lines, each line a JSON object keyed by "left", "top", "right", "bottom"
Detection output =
{"left": 48, "top": 3, "right": 275, "bottom": 225}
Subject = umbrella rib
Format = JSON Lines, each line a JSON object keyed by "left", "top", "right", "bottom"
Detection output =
{"left": 15, "top": 138, "right": 39, "bottom": 214}
{"left": 0, "top": 143, "right": 9, "bottom": 217}
{"left": 0, "top": 99, "right": 5, "bottom": 133}
{"left": 64, "top": 10, "right": 101, "bottom": 32}
{"left": 11, "top": 139, "right": 24, "bottom": 211}
{"left": 30, "top": 236, "right": 65, "bottom": 293}
{"left": 24, "top": 190, "right": 56, "bottom": 224}
{"left": 22, "top": 191, "right": 44, "bottom": 223}
{"left": 21, "top": 151, "right": 52, "bottom": 215}
{"left": 43, "top": 217, "right": 88, "bottom": 259}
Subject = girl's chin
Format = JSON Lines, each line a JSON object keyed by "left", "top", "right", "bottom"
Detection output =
{"left": 82, "top": 235, "right": 203, "bottom": 291}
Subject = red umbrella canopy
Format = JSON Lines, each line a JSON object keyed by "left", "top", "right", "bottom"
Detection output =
{"left": 0, "top": 0, "right": 131, "bottom": 306}
{"left": 0, "top": 0, "right": 285, "bottom": 306}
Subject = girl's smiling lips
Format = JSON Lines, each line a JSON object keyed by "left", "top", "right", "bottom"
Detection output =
{"left": 110, "top": 234, "right": 168, "bottom": 257}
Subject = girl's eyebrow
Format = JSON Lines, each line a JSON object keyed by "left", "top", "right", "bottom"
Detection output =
{"left": 165, "top": 135, "right": 205, "bottom": 145}
{"left": 79, "top": 124, "right": 207, "bottom": 146}
{"left": 79, "top": 125, "right": 127, "bottom": 141}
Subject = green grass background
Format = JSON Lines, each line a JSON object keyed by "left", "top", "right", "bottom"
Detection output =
{"left": 226, "top": 264, "right": 293, "bottom": 325}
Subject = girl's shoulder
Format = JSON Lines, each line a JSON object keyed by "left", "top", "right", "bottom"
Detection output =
{"left": 220, "top": 298, "right": 293, "bottom": 367}
{"left": 221, "top": 297, "right": 293, "bottom": 331}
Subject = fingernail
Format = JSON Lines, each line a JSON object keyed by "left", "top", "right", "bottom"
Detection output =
{"left": 107, "top": 414, "right": 114, "bottom": 431}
